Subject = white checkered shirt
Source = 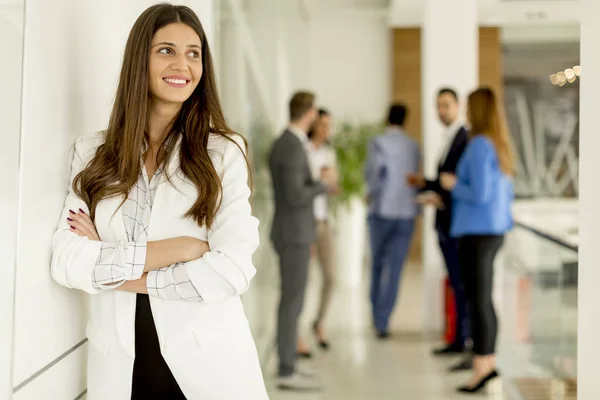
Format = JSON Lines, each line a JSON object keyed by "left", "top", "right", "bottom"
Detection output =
{"left": 92, "top": 152, "right": 202, "bottom": 301}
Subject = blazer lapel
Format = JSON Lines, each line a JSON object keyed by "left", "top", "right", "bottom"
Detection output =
{"left": 440, "top": 127, "right": 463, "bottom": 170}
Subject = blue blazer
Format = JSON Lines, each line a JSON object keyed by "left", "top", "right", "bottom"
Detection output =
{"left": 450, "top": 135, "right": 514, "bottom": 238}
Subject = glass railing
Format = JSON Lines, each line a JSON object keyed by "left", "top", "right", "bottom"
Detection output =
{"left": 500, "top": 220, "right": 578, "bottom": 399}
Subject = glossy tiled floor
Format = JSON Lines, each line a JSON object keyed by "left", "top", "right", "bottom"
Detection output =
{"left": 243, "top": 255, "right": 514, "bottom": 400}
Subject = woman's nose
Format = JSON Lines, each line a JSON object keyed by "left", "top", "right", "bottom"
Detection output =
{"left": 170, "top": 54, "right": 188, "bottom": 71}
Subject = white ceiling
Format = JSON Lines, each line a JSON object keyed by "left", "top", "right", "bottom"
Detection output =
{"left": 389, "top": 0, "right": 580, "bottom": 26}
{"left": 504, "top": 41, "right": 579, "bottom": 78}
{"left": 305, "top": 0, "right": 390, "bottom": 6}
{"left": 227, "top": 0, "right": 580, "bottom": 28}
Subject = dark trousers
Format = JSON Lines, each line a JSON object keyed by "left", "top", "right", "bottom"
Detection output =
{"left": 274, "top": 242, "right": 311, "bottom": 376}
{"left": 458, "top": 235, "right": 504, "bottom": 356}
{"left": 368, "top": 215, "right": 415, "bottom": 333}
{"left": 437, "top": 229, "right": 470, "bottom": 347}
{"left": 131, "top": 294, "right": 186, "bottom": 400}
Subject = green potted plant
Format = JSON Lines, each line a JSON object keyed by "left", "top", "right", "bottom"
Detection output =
{"left": 331, "top": 121, "right": 383, "bottom": 207}
{"left": 330, "top": 121, "right": 383, "bottom": 285}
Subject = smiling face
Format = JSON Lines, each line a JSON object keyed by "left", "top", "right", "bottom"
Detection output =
{"left": 148, "top": 23, "right": 203, "bottom": 106}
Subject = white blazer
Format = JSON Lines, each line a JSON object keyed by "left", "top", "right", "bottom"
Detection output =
{"left": 51, "top": 131, "right": 269, "bottom": 400}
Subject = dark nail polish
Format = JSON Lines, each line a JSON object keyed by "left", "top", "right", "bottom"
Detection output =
{"left": 70, "top": 226, "right": 76, "bottom": 230}
{"left": 79, "top": 208, "right": 86, "bottom": 214}
{"left": 69, "top": 210, "right": 75, "bottom": 215}
{"left": 67, "top": 217, "right": 73, "bottom": 222}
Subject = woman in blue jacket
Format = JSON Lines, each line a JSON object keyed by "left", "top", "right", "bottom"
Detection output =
{"left": 440, "top": 87, "right": 515, "bottom": 394}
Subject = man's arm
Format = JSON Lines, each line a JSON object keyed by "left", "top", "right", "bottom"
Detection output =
{"left": 280, "top": 142, "right": 326, "bottom": 208}
{"left": 364, "top": 139, "right": 385, "bottom": 198}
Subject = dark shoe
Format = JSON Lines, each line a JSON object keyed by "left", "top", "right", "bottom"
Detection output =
{"left": 457, "top": 370, "right": 499, "bottom": 393}
{"left": 297, "top": 351, "right": 313, "bottom": 359}
{"left": 449, "top": 356, "right": 473, "bottom": 372}
{"left": 313, "top": 323, "right": 330, "bottom": 350}
{"left": 432, "top": 344, "right": 465, "bottom": 356}
{"left": 376, "top": 331, "right": 389, "bottom": 340}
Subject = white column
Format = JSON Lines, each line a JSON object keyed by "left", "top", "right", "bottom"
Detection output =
{"left": 421, "top": 0, "right": 478, "bottom": 333}
{"left": 578, "top": 0, "right": 600, "bottom": 397}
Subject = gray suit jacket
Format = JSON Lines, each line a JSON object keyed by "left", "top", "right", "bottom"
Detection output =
{"left": 269, "top": 130, "right": 326, "bottom": 246}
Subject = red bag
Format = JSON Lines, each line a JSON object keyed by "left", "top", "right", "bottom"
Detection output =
{"left": 444, "top": 277, "right": 457, "bottom": 344}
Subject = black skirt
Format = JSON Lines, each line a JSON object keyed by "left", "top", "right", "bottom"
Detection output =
{"left": 131, "top": 294, "right": 187, "bottom": 400}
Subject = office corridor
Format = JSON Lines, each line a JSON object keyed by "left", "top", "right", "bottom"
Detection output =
{"left": 243, "top": 258, "right": 508, "bottom": 400}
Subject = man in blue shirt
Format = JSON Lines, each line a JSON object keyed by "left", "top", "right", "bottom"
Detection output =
{"left": 365, "top": 104, "right": 420, "bottom": 338}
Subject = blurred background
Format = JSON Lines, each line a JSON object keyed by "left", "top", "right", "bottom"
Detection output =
{"left": 0, "top": 0, "right": 591, "bottom": 399}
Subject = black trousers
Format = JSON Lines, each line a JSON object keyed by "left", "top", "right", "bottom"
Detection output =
{"left": 437, "top": 229, "right": 470, "bottom": 347}
{"left": 131, "top": 294, "right": 186, "bottom": 400}
{"left": 458, "top": 235, "right": 504, "bottom": 356}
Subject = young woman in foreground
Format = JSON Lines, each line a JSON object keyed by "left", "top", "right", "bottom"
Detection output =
{"left": 51, "top": 4, "right": 268, "bottom": 399}
{"left": 441, "top": 87, "right": 515, "bottom": 394}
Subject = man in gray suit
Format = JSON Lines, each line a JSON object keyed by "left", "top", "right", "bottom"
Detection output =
{"left": 269, "top": 91, "right": 336, "bottom": 391}
{"left": 365, "top": 103, "right": 420, "bottom": 338}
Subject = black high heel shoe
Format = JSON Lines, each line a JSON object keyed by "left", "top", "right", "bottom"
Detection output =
{"left": 457, "top": 370, "right": 499, "bottom": 394}
{"left": 312, "top": 323, "right": 330, "bottom": 350}
{"left": 296, "top": 350, "right": 313, "bottom": 359}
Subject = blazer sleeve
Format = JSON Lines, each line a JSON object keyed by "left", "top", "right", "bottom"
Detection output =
{"left": 51, "top": 134, "right": 105, "bottom": 294}
{"left": 281, "top": 141, "right": 326, "bottom": 208}
{"left": 452, "top": 138, "right": 495, "bottom": 204}
{"left": 364, "top": 139, "right": 385, "bottom": 197}
{"left": 183, "top": 136, "right": 260, "bottom": 303}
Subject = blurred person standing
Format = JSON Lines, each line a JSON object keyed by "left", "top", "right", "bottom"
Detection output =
{"left": 296, "top": 108, "right": 339, "bottom": 357}
{"left": 440, "top": 87, "right": 514, "bottom": 394}
{"left": 365, "top": 104, "right": 420, "bottom": 338}
{"left": 269, "top": 92, "right": 337, "bottom": 391}
{"left": 407, "top": 88, "right": 471, "bottom": 364}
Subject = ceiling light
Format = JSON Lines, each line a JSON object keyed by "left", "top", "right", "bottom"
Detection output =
{"left": 565, "top": 69, "right": 575, "bottom": 80}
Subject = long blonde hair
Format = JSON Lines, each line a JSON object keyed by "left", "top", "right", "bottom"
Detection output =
{"left": 467, "top": 87, "right": 515, "bottom": 176}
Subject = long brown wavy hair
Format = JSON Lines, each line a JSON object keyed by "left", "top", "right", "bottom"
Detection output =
{"left": 74, "top": 4, "right": 250, "bottom": 228}
{"left": 467, "top": 87, "right": 516, "bottom": 176}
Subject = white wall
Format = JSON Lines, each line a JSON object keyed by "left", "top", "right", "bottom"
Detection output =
{"left": 12, "top": 1, "right": 214, "bottom": 398}
{"left": 218, "top": 7, "right": 390, "bottom": 134}
{"left": 0, "top": 1, "right": 25, "bottom": 398}
{"left": 308, "top": 12, "right": 390, "bottom": 123}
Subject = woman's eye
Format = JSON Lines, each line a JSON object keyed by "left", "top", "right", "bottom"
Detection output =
{"left": 158, "top": 48, "right": 172, "bottom": 55}
{"left": 188, "top": 51, "right": 200, "bottom": 59}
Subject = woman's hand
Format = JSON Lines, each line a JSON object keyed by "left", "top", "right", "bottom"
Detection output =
{"left": 116, "top": 274, "right": 149, "bottom": 294}
{"left": 440, "top": 173, "right": 458, "bottom": 191}
{"left": 416, "top": 192, "right": 445, "bottom": 209}
{"left": 68, "top": 208, "right": 100, "bottom": 240}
